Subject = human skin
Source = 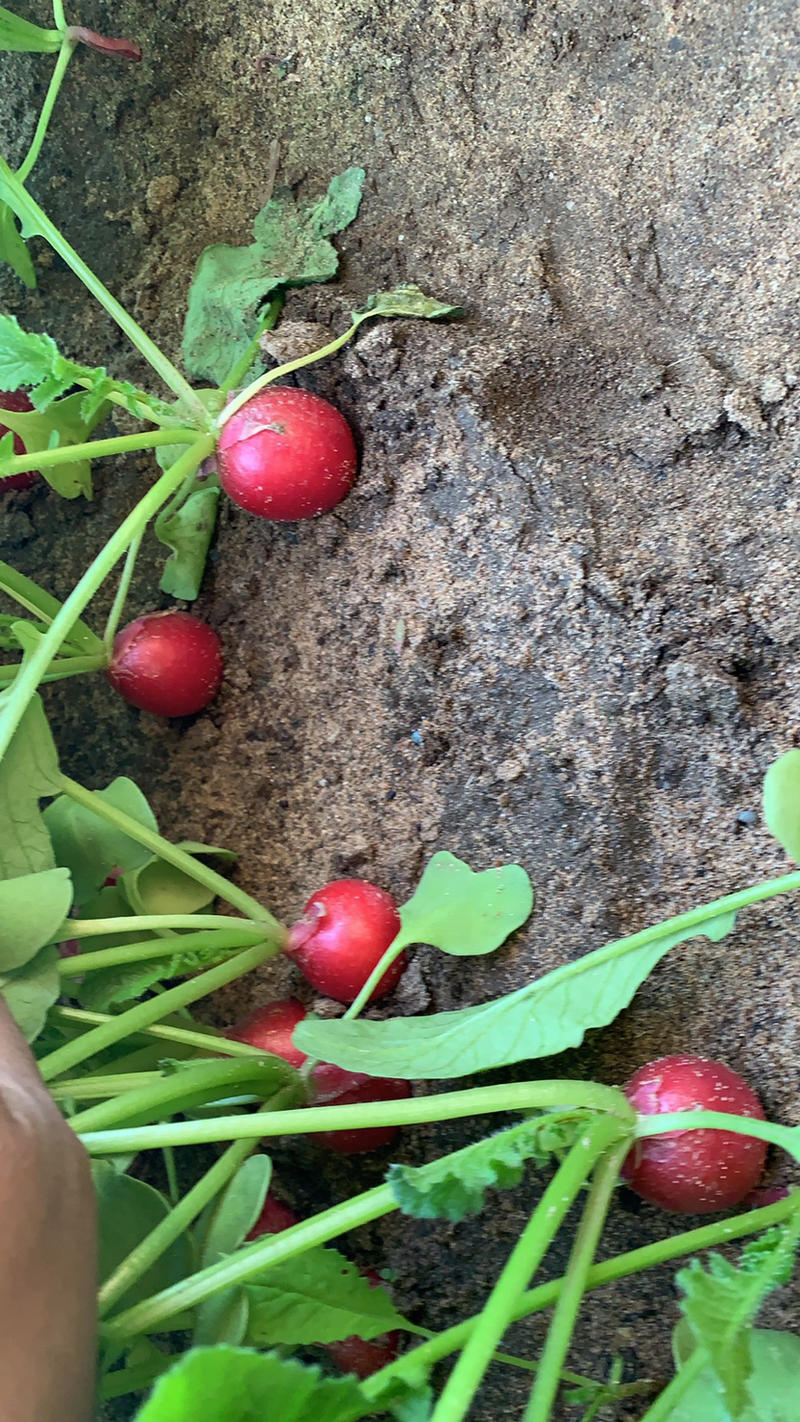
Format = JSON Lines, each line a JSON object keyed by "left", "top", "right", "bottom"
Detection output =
{"left": 0, "top": 1001, "right": 97, "bottom": 1421}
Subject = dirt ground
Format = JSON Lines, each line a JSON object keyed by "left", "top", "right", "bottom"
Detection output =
{"left": 2, "top": 0, "right": 799, "bottom": 1414}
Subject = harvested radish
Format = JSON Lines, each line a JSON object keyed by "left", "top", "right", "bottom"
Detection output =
{"left": 227, "top": 997, "right": 410, "bottom": 1153}
{"left": 622, "top": 1054, "right": 767, "bottom": 1213}
{"left": 287, "top": 878, "right": 406, "bottom": 1004}
{"left": 107, "top": 610, "right": 223, "bottom": 717}
{"left": 0, "top": 390, "right": 36, "bottom": 490}
{"left": 309, "top": 1062, "right": 411, "bottom": 1154}
{"left": 326, "top": 1269, "right": 402, "bottom": 1378}
{"left": 245, "top": 1192, "right": 299, "bottom": 1240}
{"left": 217, "top": 387, "right": 357, "bottom": 520}
{"left": 225, "top": 998, "right": 308, "bottom": 1069}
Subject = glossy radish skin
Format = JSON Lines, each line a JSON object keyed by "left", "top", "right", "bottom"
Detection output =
{"left": 287, "top": 879, "right": 406, "bottom": 1004}
{"left": 326, "top": 1270, "right": 401, "bottom": 1378}
{"left": 107, "top": 610, "right": 223, "bottom": 717}
{"left": 245, "top": 1192, "right": 299, "bottom": 1240}
{"left": 226, "top": 998, "right": 308, "bottom": 1069}
{"left": 0, "top": 390, "right": 37, "bottom": 490}
{"left": 622, "top": 1054, "right": 767, "bottom": 1214}
{"left": 217, "top": 387, "right": 357, "bottom": 521}
{"left": 310, "top": 1062, "right": 411, "bottom": 1154}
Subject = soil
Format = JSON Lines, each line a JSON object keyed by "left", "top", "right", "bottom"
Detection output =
{"left": 2, "top": 0, "right": 799, "bottom": 1415}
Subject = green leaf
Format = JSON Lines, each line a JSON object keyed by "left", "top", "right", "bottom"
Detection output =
{"left": 0, "top": 6, "right": 61, "bottom": 52}
{"left": 666, "top": 1330, "right": 800, "bottom": 1422}
{"left": 0, "top": 200, "right": 35, "bottom": 287}
{"left": 677, "top": 1220, "right": 800, "bottom": 1415}
{"left": 44, "top": 776, "right": 158, "bottom": 908}
{"left": 294, "top": 911, "right": 737, "bottom": 1079}
{"left": 389, "top": 1389, "right": 434, "bottom": 1422}
{"left": 353, "top": 284, "right": 461, "bottom": 322}
{"left": 763, "top": 750, "right": 800, "bottom": 862}
{"left": 73, "top": 928, "right": 253, "bottom": 1012}
{"left": 397, "top": 851, "right": 533, "bottom": 955}
{"left": 194, "top": 1156, "right": 272, "bottom": 1346}
{"left": 0, "top": 941, "right": 59, "bottom": 1040}
{"left": 181, "top": 168, "right": 365, "bottom": 384}
{"left": 156, "top": 484, "right": 220, "bottom": 600}
{"left": 386, "top": 1114, "right": 581, "bottom": 1221}
{"left": 245, "top": 1245, "right": 406, "bottom": 1346}
{"left": 0, "top": 313, "right": 77, "bottom": 405}
{"left": 0, "top": 694, "right": 61, "bottom": 877}
{"left": 120, "top": 856, "right": 217, "bottom": 917}
{"left": 0, "top": 389, "right": 110, "bottom": 499}
{"left": 0, "top": 867, "right": 72, "bottom": 970}
{"left": 93, "top": 1163, "right": 192, "bottom": 1310}
{"left": 132, "top": 1346, "right": 375, "bottom": 1422}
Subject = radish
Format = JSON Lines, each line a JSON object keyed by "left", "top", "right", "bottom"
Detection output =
{"left": 224, "top": 998, "right": 308, "bottom": 1069}
{"left": 217, "top": 387, "right": 357, "bottom": 520}
{"left": 107, "top": 610, "right": 223, "bottom": 717}
{"left": 245, "top": 1191, "right": 299, "bottom": 1240}
{"left": 326, "top": 1269, "right": 402, "bottom": 1378}
{"left": 622, "top": 1054, "right": 767, "bottom": 1213}
{"left": 227, "top": 997, "right": 411, "bottom": 1153}
{"left": 287, "top": 879, "right": 406, "bottom": 1004}
{"left": 309, "top": 1061, "right": 411, "bottom": 1154}
{"left": 0, "top": 390, "right": 36, "bottom": 490}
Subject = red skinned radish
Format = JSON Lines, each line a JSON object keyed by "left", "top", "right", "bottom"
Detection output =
{"left": 326, "top": 1269, "right": 402, "bottom": 1378}
{"left": 107, "top": 610, "right": 223, "bottom": 717}
{"left": 245, "top": 1192, "right": 299, "bottom": 1240}
{"left": 0, "top": 390, "right": 37, "bottom": 490}
{"left": 217, "top": 387, "right": 357, "bottom": 521}
{"left": 622, "top": 1054, "right": 767, "bottom": 1214}
{"left": 225, "top": 998, "right": 308, "bottom": 1070}
{"left": 287, "top": 878, "right": 406, "bottom": 1004}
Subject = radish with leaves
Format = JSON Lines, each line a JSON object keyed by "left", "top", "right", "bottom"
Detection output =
{"left": 217, "top": 387, "right": 357, "bottom": 521}
{"left": 287, "top": 878, "right": 406, "bottom": 1004}
{"left": 622, "top": 1054, "right": 767, "bottom": 1213}
{"left": 107, "top": 610, "right": 223, "bottom": 717}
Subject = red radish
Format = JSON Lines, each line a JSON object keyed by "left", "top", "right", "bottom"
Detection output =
{"left": 622, "top": 1054, "right": 767, "bottom": 1214}
{"left": 326, "top": 1269, "right": 401, "bottom": 1379}
{"left": 287, "top": 879, "right": 406, "bottom": 1004}
{"left": 245, "top": 1191, "right": 298, "bottom": 1240}
{"left": 217, "top": 387, "right": 357, "bottom": 521}
{"left": 225, "top": 998, "right": 308, "bottom": 1069}
{"left": 0, "top": 390, "right": 36, "bottom": 490}
{"left": 107, "top": 610, "right": 223, "bottom": 717}
{"left": 226, "top": 997, "right": 411, "bottom": 1153}
{"left": 309, "top": 1062, "right": 411, "bottom": 1154}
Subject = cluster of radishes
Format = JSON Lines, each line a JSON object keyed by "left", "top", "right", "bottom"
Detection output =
{"left": 228, "top": 878, "right": 410, "bottom": 1154}
{"left": 2, "top": 384, "right": 357, "bottom": 717}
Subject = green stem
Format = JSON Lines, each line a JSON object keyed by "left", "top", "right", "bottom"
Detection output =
{"left": 59, "top": 926, "right": 265, "bottom": 977}
{"left": 72, "top": 375, "right": 176, "bottom": 429}
{"left": 219, "top": 316, "right": 367, "bottom": 425}
{"left": 429, "top": 1115, "right": 626, "bottom": 1422}
{"left": 343, "top": 936, "right": 408, "bottom": 1021}
{"left": 52, "top": 1004, "right": 267, "bottom": 1057}
{"left": 103, "top": 529, "right": 142, "bottom": 650}
{"left": 0, "top": 428, "right": 201, "bottom": 478}
{"left": 362, "top": 1193, "right": 800, "bottom": 1399}
{"left": 522, "top": 1140, "right": 629, "bottom": 1422}
{"left": 0, "top": 159, "right": 208, "bottom": 421}
{"left": 63, "top": 914, "right": 261, "bottom": 940}
{"left": 0, "top": 436, "right": 214, "bottom": 752}
{"left": 103, "top": 1179, "right": 398, "bottom": 1339}
{"left": 67, "top": 1057, "right": 298, "bottom": 1133}
{"left": 58, "top": 776, "right": 283, "bottom": 930}
{"left": 78, "top": 1082, "right": 633, "bottom": 1153}
{"left": 0, "top": 558, "right": 102, "bottom": 652}
{"left": 219, "top": 296, "right": 283, "bottom": 396}
{"left": 50, "top": 1073, "right": 158, "bottom": 1101}
{"left": 163, "top": 1144, "right": 179, "bottom": 1206}
{"left": 98, "top": 1088, "right": 295, "bottom": 1317}
{"left": 0, "top": 651, "right": 106, "bottom": 686}
{"left": 16, "top": 35, "right": 75, "bottom": 183}
{"left": 635, "top": 1350, "right": 707, "bottom": 1422}
{"left": 636, "top": 1110, "right": 800, "bottom": 1160}
{"left": 52, "top": 0, "right": 67, "bottom": 28}
{"left": 39, "top": 941, "right": 275, "bottom": 1082}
